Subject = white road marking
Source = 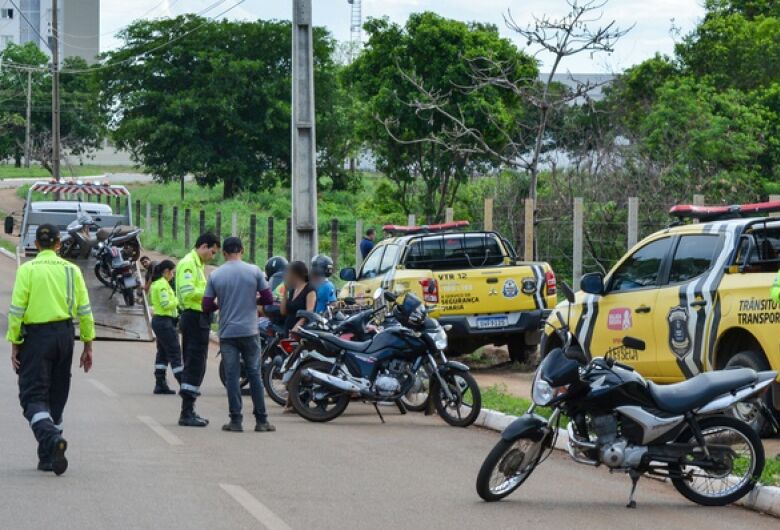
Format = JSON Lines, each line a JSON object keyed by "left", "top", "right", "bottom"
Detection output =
{"left": 137, "top": 415, "right": 183, "bottom": 446}
{"left": 87, "top": 378, "right": 118, "bottom": 397}
{"left": 219, "top": 483, "right": 292, "bottom": 530}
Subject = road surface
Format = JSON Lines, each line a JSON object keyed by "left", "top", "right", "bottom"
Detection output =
{"left": 0, "top": 256, "right": 776, "bottom": 529}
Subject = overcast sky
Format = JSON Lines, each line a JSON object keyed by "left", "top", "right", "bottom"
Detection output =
{"left": 99, "top": 0, "right": 705, "bottom": 72}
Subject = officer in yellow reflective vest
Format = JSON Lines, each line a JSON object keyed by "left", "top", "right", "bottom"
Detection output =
{"left": 176, "top": 232, "right": 220, "bottom": 427}
{"left": 7, "top": 224, "right": 95, "bottom": 475}
{"left": 149, "top": 259, "right": 182, "bottom": 395}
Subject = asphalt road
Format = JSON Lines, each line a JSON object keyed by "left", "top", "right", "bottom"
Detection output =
{"left": 0, "top": 256, "right": 776, "bottom": 529}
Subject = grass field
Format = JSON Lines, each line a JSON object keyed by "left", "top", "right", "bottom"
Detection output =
{"left": 0, "top": 164, "right": 143, "bottom": 179}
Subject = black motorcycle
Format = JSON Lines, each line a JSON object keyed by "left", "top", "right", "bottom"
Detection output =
{"left": 94, "top": 224, "right": 142, "bottom": 307}
{"left": 476, "top": 282, "right": 776, "bottom": 507}
{"left": 288, "top": 291, "right": 481, "bottom": 427}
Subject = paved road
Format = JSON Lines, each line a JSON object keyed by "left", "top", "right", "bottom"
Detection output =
{"left": 0, "top": 257, "right": 776, "bottom": 529}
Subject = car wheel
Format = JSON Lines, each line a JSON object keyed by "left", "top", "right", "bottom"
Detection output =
{"left": 724, "top": 351, "right": 775, "bottom": 437}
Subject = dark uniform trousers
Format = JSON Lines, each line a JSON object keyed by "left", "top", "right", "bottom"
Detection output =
{"left": 151, "top": 316, "right": 183, "bottom": 379}
{"left": 17, "top": 320, "right": 74, "bottom": 460}
{"left": 179, "top": 310, "right": 211, "bottom": 412}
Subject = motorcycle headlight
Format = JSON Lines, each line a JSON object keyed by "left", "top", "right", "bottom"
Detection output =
{"left": 532, "top": 376, "right": 554, "bottom": 406}
{"left": 433, "top": 328, "right": 448, "bottom": 350}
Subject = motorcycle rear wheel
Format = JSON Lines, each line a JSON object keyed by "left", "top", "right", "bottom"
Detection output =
{"left": 476, "top": 436, "right": 544, "bottom": 501}
{"left": 94, "top": 263, "right": 113, "bottom": 288}
{"left": 670, "top": 415, "right": 764, "bottom": 506}
{"left": 432, "top": 369, "right": 481, "bottom": 427}
{"left": 218, "top": 357, "right": 250, "bottom": 389}
{"left": 288, "top": 360, "right": 349, "bottom": 422}
{"left": 262, "top": 357, "right": 289, "bottom": 406}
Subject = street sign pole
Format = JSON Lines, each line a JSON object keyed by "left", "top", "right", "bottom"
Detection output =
{"left": 291, "top": 0, "right": 318, "bottom": 263}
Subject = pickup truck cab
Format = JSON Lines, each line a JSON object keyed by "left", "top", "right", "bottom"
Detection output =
{"left": 543, "top": 201, "right": 780, "bottom": 432}
{"left": 339, "top": 224, "right": 556, "bottom": 362}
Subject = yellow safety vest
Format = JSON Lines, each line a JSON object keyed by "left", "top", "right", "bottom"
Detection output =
{"left": 772, "top": 269, "right": 780, "bottom": 304}
{"left": 6, "top": 249, "right": 95, "bottom": 344}
{"left": 176, "top": 249, "right": 206, "bottom": 311}
{"left": 150, "top": 277, "right": 178, "bottom": 318}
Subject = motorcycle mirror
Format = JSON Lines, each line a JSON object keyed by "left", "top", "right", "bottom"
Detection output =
{"left": 560, "top": 281, "right": 575, "bottom": 304}
{"left": 343, "top": 297, "right": 356, "bottom": 306}
{"left": 564, "top": 346, "right": 588, "bottom": 365}
{"left": 622, "top": 336, "right": 646, "bottom": 351}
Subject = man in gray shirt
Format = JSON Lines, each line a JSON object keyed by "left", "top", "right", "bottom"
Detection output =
{"left": 203, "top": 237, "right": 276, "bottom": 433}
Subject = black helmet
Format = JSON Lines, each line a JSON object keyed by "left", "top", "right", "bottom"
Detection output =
{"left": 310, "top": 254, "right": 334, "bottom": 277}
{"left": 265, "top": 256, "right": 288, "bottom": 279}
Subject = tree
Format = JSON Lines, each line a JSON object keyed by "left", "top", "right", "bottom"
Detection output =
{"left": 101, "top": 16, "right": 349, "bottom": 199}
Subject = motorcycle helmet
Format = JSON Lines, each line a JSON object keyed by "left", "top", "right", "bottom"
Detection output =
{"left": 310, "top": 254, "right": 334, "bottom": 277}
{"left": 394, "top": 292, "right": 426, "bottom": 328}
{"left": 265, "top": 256, "right": 288, "bottom": 279}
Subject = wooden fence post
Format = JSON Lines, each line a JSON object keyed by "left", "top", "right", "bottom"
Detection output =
{"left": 627, "top": 197, "right": 639, "bottom": 249}
{"left": 157, "top": 205, "right": 163, "bottom": 239}
{"left": 693, "top": 194, "right": 705, "bottom": 223}
{"left": 172, "top": 206, "right": 178, "bottom": 241}
{"left": 145, "top": 202, "right": 151, "bottom": 234}
{"left": 184, "top": 208, "right": 191, "bottom": 249}
{"left": 484, "top": 198, "right": 494, "bottom": 231}
{"left": 524, "top": 198, "right": 534, "bottom": 261}
{"left": 445, "top": 208, "right": 454, "bottom": 223}
{"left": 249, "top": 214, "right": 257, "bottom": 263}
{"left": 134, "top": 200, "right": 140, "bottom": 226}
{"left": 407, "top": 214, "right": 415, "bottom": 226}
{"left": 355, "top": 220, "right": 363, "bottom": 268}
{"left": 231, "top": 212, "right": 238, "bottom": 237}
{"left": 573, "top": 197, "right": 584, "bottom": 290}
{"left": 770, "top": 195, "right": 780, "bottom": 218}
{"left": 267, "top": 216, "right": 274, "bottom": 259}
{"left": 330, "top": 218, "right": 339, "bottom": 268}
{"left": 215, "top": 211, "right": 222, "bottom": 241}
{"left": 285, "top": 218, "right": 292, "bottom": 260}
{"left": 199, "top": 210, "right": 205, "bottom": 235}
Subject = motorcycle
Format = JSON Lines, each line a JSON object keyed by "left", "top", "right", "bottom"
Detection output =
{"left": 59, "top": 214, "right": 100, "bottom": 259}
{"left": 93, "top": 223, "right": 143, "bottom": 307}
{"left": 287, "top": 290, "right": 482, "bottom": 427}
{"left": 475, "top": 281, "right": 776, "bottom": 508}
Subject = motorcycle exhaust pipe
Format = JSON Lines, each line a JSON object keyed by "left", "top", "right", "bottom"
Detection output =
{"left": 303, "top": 368, "right": 364, "bottom": 394}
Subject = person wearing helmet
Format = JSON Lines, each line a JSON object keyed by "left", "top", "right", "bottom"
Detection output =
{"left": 310, "top": 255, "right": 337, "bottom": 314}
{"left": 265, "top": 256, "right": 288, "bottom": 298}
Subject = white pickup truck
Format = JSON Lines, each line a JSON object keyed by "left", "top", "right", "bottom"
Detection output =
{"left": 5, "top": 181, "right": 153, "bottom": 341}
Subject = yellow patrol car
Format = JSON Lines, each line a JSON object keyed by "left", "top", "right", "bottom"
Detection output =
{"left": 339, "top": 222, "right": 557, "bottom": 362}
{"left": 542, "top": 201, "right": 780, "bottom": 432}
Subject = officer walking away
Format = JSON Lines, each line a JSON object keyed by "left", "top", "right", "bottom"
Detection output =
{"left": 149, "top": 259, "right": 182, "bottom": 394}
{"left": 7, "top": 224, "right": 95, "bottom": 475}
{"left": 360, "top": 228, "right": 376, "bottom": 260}
{"left": 202, "top": 237, "right": 276, "bottom": 433}
{"left": 176, "top": 232, "right": 220, "bottom": 427}
{"left": 310, "top": 255, "right": 337, "bottom": 314}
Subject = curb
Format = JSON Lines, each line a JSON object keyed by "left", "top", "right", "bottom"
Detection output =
{"left": 478, "top": 407, "right": 780, "bottom": 518}
{"left": 0, "top": 247, "right": 16, "bottom": 260}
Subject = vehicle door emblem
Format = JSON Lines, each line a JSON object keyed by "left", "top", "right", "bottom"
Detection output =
{"left": 667, "top": 305, "right": 692, "bottom": 359}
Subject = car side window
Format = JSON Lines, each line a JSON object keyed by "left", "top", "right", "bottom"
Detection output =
{"left": 610, "top": 237, "right": 673, "bottom": 293}
{"left": 359, "top": 246, "right": 384, "bottom": 279}
{"left": 668, "top": 235, "right": 721, "bottom": 284}
{"left": 378, "top": 244, "right": 400, "bottom": 275}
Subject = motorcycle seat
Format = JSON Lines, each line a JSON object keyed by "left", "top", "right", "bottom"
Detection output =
{"left": 97, "top": 225, "right": 137, "bottom": 241}
{"left": 316, "top": 332, "right": 372, "bottom": 353}
{"left": 647, "top": 368, "right": 757, "bottom": 414}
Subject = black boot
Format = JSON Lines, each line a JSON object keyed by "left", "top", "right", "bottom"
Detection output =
{"left": 154, "top": 373, "right": 175, "bottom": 395}
{"left": 179, "top": 396, "right": 208, "bottom": 427}
{"left": 49, "top": 435, "right": 68, "bottom": 476}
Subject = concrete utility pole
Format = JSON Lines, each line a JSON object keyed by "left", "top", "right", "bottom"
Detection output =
{"left": 291, "top": 0, "right": 318, "bottom": 263}
{"left": 24, "top": 69, "right": 31, "bottom": 168}
{"left": 51, "top": 0, "right": 61, "bottom": 181}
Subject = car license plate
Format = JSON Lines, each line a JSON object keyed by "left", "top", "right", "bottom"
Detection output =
{"left": 476, "top": 316, "right": 508, "bottom": 329}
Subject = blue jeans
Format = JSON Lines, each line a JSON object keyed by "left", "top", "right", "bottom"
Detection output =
{"left": 220, "top": 336, "right": 268, "bottom": 424}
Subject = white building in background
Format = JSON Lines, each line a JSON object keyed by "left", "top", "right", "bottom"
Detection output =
{"left": 0, "top": 0, "right": 99, "bottom": 63}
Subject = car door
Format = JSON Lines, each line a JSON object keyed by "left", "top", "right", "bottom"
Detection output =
{"left": 653, "top": 233, "right": 725, "bottom": 381}
{"left": 349, "top": 244, "right": 385, "bottom": 304}
{"left": 588, "top": 236, "right": 675, "bottom": 375}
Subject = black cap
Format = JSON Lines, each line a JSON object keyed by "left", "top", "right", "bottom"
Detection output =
{"left": 36, "top": 223, "right": 60, "bottom": 248}
{"left": 223, "top": 236, "right": 243, "bottom": 254}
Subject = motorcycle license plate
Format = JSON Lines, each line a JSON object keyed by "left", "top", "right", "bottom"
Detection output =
{"left": 124, "top": 277, "right": 138, "bottom": 288}
{"left": 476, "top": 316, "right": 508, "bottom": 329}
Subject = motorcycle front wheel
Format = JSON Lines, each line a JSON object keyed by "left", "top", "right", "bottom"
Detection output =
{"left": 288, "top": 360, "right": 349, "bottom": 422}
{"left": 218, "top": 357, "right": 250, "bottom": 389}
{"left": 94, "top": 263, "right": 113, "bottom": 288}
{"left": 670, "top": 415, "right": 764, "bottom": 506}
{"left": 476, "top": 435, "right": 545, "bottom": 501}
{"left": 432, "top": 369, "right": 481, "bottom": 427}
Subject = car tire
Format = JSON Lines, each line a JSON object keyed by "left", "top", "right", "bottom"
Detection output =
{"left": 724, "top": 351, "right": 775, "bottom": 437}
{"left": 507, "top": 338, "right": 535, "bottom": 364}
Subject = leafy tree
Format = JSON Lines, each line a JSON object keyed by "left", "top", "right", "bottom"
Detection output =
{"left": 101, "top": 16, "right": 350, "bottom": 199}
{"left": 346, "top": 12, "right": 536, "bottom": 222}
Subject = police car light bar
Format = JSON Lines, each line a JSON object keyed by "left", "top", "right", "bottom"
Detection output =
{"left": 31, "top": 182, "right": 130, "bottom": 196}
{"left": 383, "top": 220, "right": 470, "bottom": 236}
{"left": 669, "top": 200, "right": 780, "bottom": 222}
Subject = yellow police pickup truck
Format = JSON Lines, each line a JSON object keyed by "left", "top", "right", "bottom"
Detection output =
{"left": 339, "top": 222, "right": 557, "bottom": 362}
{"left": 542, "top": 201, "right": 780, "bottom": 433}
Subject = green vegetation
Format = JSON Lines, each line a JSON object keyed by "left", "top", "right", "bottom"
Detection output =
{"left": 0, "top": 164, "right": 142, "bottom": 179}
{"left": 762, "top": 455, "right": 780, "bottom": 486}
